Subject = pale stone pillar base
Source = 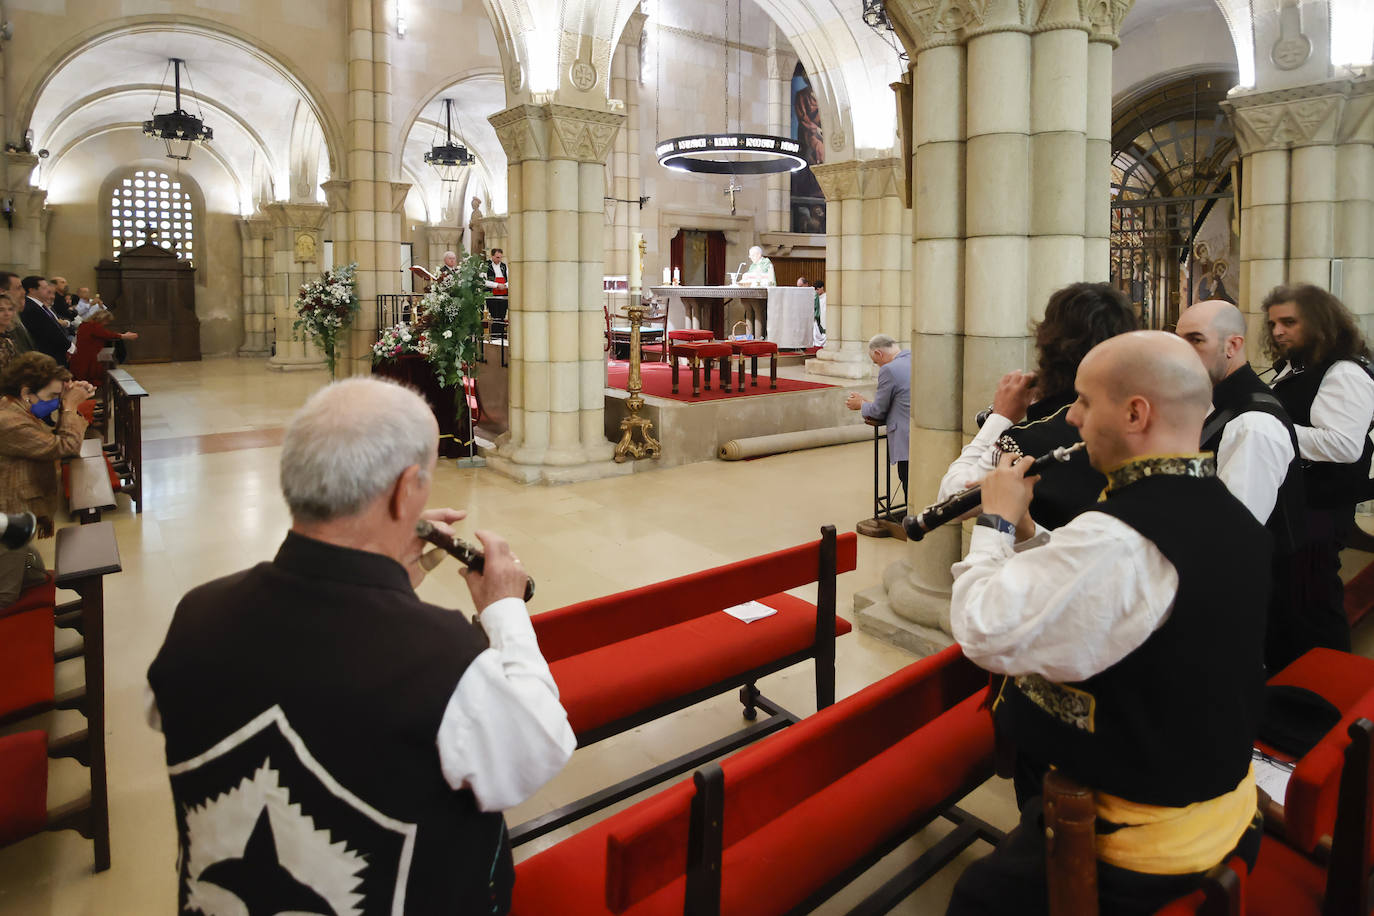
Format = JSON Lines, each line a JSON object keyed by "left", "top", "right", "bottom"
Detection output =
{"left": 853, "top": 579, "right": 957, "bottom": 659}
{"left": 484, "top": 454, "right": 636, "bottom": 485}
{"left": 809, "top": 347, "right": 873, "bottom": 379}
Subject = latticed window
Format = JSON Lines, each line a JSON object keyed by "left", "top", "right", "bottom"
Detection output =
{"left": 109, "top": 169, "right": 195, "bottom": 262}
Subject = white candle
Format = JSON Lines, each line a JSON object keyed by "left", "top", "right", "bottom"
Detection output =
{"left": 672, "top": 267, "right": 680, "bottom": 285}
{"left": 662, "top": 267, "right": 670, "bottom": 285}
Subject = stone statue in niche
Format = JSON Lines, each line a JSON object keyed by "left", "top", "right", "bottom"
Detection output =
{"left": 468, "top": 197, "right": 486, "bottom": 256}
{"left": 294, "top": 231, "right": 318, "bottom": 263}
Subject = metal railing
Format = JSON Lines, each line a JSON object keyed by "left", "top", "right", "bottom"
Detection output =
{"left": 376, "top": 293, "right": 425, "bottom": 332}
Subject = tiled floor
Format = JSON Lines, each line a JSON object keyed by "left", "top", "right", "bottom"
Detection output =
{"left": 2, "top": 356, "right": 1371, "bottom": 915}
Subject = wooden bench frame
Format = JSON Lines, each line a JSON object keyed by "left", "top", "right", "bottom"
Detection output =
{"left": 0, "top": 523, "right": 122, "bottom": 871}
{"left": 510, "top": 526, "right": 851, "bottom": 848}
{"left": 680, "top": 761, "right": 1005, "bottom": 916}
{"left": 105, "top": 368, "right": 146, "bottom": 513}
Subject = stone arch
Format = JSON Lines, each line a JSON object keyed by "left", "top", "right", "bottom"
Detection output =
{"left": 17, "top": 16, "right": 345, "bottom": 184}
{"left": 396, "top": 71, "right": 508, "bottom": 221}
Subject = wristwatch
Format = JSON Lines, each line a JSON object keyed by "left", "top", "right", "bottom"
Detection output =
{"left": 975, "top": 513, "right": 1017, "bottom": 537}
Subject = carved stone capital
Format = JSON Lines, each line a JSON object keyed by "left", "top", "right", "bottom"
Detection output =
{"left": 389, "top": 181, "right": 411, "bottom": 214}
{"left": 812, "top": 161, "right": 862, "bottom": 202}
{"left": 476, "top": 215, "right": 508, "bottom": 241}
{"left": 4, "top": 151, "right": 38, "bottom": 190}
{"left": 262, "top": 201, "right": 330, "bottom": 231}
{"left": 237, "top": 216, "right": 274, "bottom": 242}
{"left": 320, "top": 179, "right": 352, "bottom": 213}
{"left": 1082, "top": 0, "right": 1132, "bottom": 45}
{"left": 490, "top": 103, "right": 625, "bottom": 165}
{"left": 1222, "top": 79, "right": 1357, "bottom": 154}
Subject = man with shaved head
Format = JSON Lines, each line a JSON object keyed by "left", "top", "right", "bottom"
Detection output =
{"left": 946, "top": 332, "right": 1268, "bottom": 916}
{"left": 1177, "top": 300, "right": 1306, "bottom": 671}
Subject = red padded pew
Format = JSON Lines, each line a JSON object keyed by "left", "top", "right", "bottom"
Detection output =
{"left": 514, "top": 526, "right": 857, "bottom": 846}
{"left": 512, "top": 645, "right": 1003, "bottom": 916}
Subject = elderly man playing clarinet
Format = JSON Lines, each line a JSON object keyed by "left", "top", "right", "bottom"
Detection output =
{"left": 945, "top": 332, "right": 1269, "bottom": 916}
{"left": 148, "top": 377, "right": 573, "bottom": 915}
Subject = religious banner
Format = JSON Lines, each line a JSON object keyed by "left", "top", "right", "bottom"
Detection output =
{"left": 790, "top": 64, "right": 826, "bottom": 234}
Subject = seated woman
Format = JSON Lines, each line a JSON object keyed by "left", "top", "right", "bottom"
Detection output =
{"left": 70, "top": 308, "right": 137, "bottom": 386}
{"left": 0, "top": 353, "right": 94, "bottom": 537}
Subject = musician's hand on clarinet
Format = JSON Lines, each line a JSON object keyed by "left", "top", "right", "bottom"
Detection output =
{"left": 991, "top": 371, "right": 1037, "bottom": 424}
{"left": 980, "top": 453, "right": 1039, "bottom": 530}
{"left": 409, "top": 508, "right": 467, "bottom": 584}
{"left": 461, "top": 530, "right": 529, "bottom": 610}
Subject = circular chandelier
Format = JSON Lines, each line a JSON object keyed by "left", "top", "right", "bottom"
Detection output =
{"left": 656, "top": 134, "right": 806, "bottom": 175}
{"left": 425, "top": 98, "right": 475, "bottom": 183}
{"left": 143, "top": 58, "right": 213, "bottom": 161}
{"left": 654, "top": 0, "right": 805, "bottom": 177}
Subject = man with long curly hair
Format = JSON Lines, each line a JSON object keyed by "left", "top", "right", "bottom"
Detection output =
{"left": 1263, "top": 284, "right": 1374, "bottom": 662}
{"left": 938, "top": 282, "right": 1139, "bottom": 531}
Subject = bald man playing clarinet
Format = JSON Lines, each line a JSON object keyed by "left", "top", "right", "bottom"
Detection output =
{"left": 946, "top": 332, "right": 1270, "bottom": 916}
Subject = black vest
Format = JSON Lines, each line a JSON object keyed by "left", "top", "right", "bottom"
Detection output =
{"left": 1271, "top": 359, "right": 1374, "bottom": 508}
{"left": 995, "top": 467, "right": 1271, "bottom": 807}
{"left": 996, "top": 390, "right": 1104, "bottom": 529}
{"left": 1201, "top": 364, "right": 1305, "bottom": 553}
{"left": 148, "top": 533, "right": 512, "bottom": 915}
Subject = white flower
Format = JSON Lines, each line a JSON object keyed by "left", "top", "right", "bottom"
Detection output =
{"left": 443, "top": 330, "right": 453, "bottom": 339}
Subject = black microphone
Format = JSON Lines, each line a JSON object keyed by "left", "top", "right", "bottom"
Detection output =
{"left": 0, "top": 512, "right": 37, "bottom": 549}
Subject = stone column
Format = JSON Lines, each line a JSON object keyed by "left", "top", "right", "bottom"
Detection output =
{"left": 1030, "top": 0, "right": 1089, "bottom": 314}
{"left": 337, "top": 0, "right": 404, "bottom": 379}
{"left": 487, "top": 103, "right": 630, "bottom": 484}
{"left": 1222, "top": 77, "right": 1374, "bottom": 346}
{"left": 853, "top": 0, "right": 1132, "bottom": 655}
{"left": 809, "top": 158, "right": 912, "bottom": 379}
{"left": 237, "top": 216, "right": 273, "bottom": 356}
{"left": 264, "top": 202, "right": 330, "bottom": 371}
{"left": 2, "top": 152, "right": 44, "bottom": 273}
{"left": 1083, "top": 17, "right": 1116, "bottom": 280}
{"left": 605, "top": 12, "right": 645, "bottom": 314}
{"left": 766, "top": 45, "right": 798, "bottom": 233}
{"left": 427, "top": 226, "right": 463, "bottom": 271}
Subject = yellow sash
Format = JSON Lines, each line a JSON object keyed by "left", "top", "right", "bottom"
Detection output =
{"left": 1093, "top": 767, "right": 1256, "bottom": 875}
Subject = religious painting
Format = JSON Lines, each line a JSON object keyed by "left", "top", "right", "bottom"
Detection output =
{"left": 1183, "top": 202, "right": 1238, "bottom": 309}
{"left": 790, "top": 63, "right": 826, "bottom": 234}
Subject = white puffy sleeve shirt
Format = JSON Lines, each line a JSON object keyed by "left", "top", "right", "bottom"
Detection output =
{"left": 950, "top": 515, "right": 1179, "bottom": 683}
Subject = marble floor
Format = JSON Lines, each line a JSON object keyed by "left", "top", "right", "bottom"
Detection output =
{"left": 1, "top": 356, "right": 1370, "bottom": 915}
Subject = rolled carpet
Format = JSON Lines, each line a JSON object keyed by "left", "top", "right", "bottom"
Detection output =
{"left": 719, "top": 424, "right": 873, "bottom": 460}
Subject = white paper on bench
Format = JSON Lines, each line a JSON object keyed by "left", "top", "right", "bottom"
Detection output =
{"left": 1252, "top": 749, "right": 1292, "bottom": 804}
{"left": 724, "top": 600, "right": 777, "bottom": 623}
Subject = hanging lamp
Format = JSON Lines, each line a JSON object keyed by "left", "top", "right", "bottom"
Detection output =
{"left": 143, "top": 59, "right": 213, "bottom": 161}
{"left": 425, "top": 98, "right": 475, "bottom": 182}
{"left": 654, "top": 0, "right": 805, "bottom": 176}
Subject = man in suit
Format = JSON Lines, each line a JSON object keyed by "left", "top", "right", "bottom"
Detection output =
{"left": 21, "top": 275, "right": 71, "bottom": 366}
{"left": 845, "top": 334, "right": 912, "bottom": 494}
{"left": 0, "top": 272, "right": 34, "bottom": 354}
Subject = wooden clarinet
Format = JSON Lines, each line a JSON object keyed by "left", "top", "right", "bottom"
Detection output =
{"left": 415, "top": 519, "right": 536, "bottom": 602}
{"left": 903, "top": 442, "right": 1086, "bottom": 541}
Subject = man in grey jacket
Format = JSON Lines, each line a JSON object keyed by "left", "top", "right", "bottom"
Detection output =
{"left": 847, "top": 334, "right": 911, "bottom": 493}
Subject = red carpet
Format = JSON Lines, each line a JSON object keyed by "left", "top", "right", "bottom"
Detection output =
{"left": 606, "top": 360, "right": 834, "bottom": 403}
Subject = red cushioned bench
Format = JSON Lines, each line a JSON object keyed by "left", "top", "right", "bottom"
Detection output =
{"left": 730, "top": 339, "right": 779, "bottom": 390}
{"left": 512, "top": 644, "right": 1003, "bottom": 915}
{"left": 513, "top": 526, "right": 857, "bottom": 846}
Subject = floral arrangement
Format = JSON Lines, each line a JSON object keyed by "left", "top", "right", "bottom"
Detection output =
{"left": 371, "top": 321, "right": 429, "bottom": 362}
{"left": 292, "top": 262, "right": 359, "bottom": 375}
{"left": 404, "top": 255, "right": 487, "bottom": 389}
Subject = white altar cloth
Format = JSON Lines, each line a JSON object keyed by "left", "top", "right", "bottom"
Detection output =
{"left": 766, "top": 287, "right": 816, "bottom": 349}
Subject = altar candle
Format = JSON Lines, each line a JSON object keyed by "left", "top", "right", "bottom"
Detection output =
{"left": 672, "top": 267, "right": 680, "bottom": 286}
{"left": 662, "top": 267, "right": 670, "bottom": 285}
